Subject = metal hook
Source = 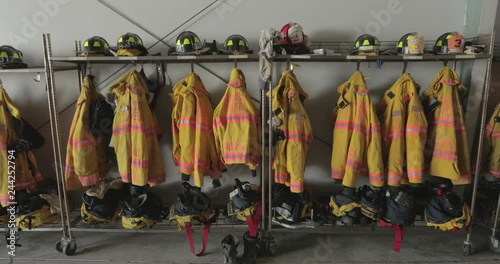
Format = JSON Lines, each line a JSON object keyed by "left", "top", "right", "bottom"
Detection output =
{"left": 453, "top": 59, "right": 457, "bottom": 70}
{"left": 34, "top": 72, "right": 41, "bottom": 82}
{"left": 402, "top": 61, "right": 408, "bottom": 74}
{"left": 0, "top": 77, "right": 3, "bottom": 86}
{"left": 443, "top": 60, "right": 449, "bottom": 67}
{"left": 290, "top": 63, "right": 300, "bottom": 71}
{"left": 356, "top": 61, "right": 361, "bottom": 71}
{"left": 190, "top": 62, "right": 194, "bottom": 73}
{"left": 234, "top": 59, "right": 238, "bottom": 69}
{"left": 87, "top": 63, "right": 93, "bottom": 76}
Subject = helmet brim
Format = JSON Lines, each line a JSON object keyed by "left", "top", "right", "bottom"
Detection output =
{"left": 169, "top": 46, "right": 211, "bottom": 56}
{"left": 218, "top": 49, "right": 253, "bottom": 55}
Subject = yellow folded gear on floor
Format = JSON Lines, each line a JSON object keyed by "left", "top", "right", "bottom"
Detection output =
{"left": 80, "top": 201, "right": 121, "bottom": 224}
{"left": 229, "top": 202, "right": 259, "bottom": 222}
{"left": 121, "top": 216, "right": 161, "bottom": 229}
{"left": 329, "top": 196, "right": 360, "bottom": 217}
{"left": 426, "top": 205, "right": 471, "bottom": 231}
{"left": 169, "top": 204, "right": 212, "bottom": 231}
{"left": 16, "top": 205, "right": 60, "bottom": 229}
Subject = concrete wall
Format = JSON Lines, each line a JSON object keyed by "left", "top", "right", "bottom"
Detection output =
{"left": 0, "top": 0, "right": 497, "bottom": 204}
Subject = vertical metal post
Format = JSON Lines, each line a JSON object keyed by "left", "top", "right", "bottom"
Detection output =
{"left": 267, "top": 62, "right": 273, "bottom": 231}
{"left": 42, "top": 34, "right": 73, "bottom": 240}
{"left": 465, "top": 30, "right": 495, "bottom": 245}
{"left": 491, "top": 192, "right": 500, "bottom": 237}
{"left": 260, "top": 82, "right": 266, "bottom": 231}
{"left": 74, "top": 41, "right": 83, "bottom": 91}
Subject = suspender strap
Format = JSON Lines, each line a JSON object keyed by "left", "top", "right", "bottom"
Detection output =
{"left": 245, "top": 202, "right": 262, "bottom": 237}
{"left": 185, "top": 209, "right": 220, "bottom": 256}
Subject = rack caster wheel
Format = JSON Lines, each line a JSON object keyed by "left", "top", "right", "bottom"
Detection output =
{"left": 63, "top": 241, "right": 77, "bottom": 256}
{"left": 490, "top": 235, "right": 500, "bottom": 253}
{"left": 267, "top": 239, "right": 276, "bottom": 256}
{"left": 55, "top": 241, "right": 63, "bottom": 253}
{"left": 463, "top": 243, "right": 473, "bottom": 256}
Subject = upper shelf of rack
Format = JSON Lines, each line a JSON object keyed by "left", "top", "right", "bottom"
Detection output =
{"left": 0, "top": 66, "right": 78, "bottom": 73}
{"left": 48, "top": 53, "right": 492, "bottom": 64}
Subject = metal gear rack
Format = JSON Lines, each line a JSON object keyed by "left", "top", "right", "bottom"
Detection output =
{"left": 41, "top": 31, "right": 496, "bottom": 257}
{"left": 0, "top": 64, "right": 77, "bottom": 253}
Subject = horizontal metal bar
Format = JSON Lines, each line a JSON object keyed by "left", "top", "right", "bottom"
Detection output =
{"left": 49, "top": 54, "right": 491, "bottom": 64}
{"left": 0, "top": 66, "right": 77, "bottom": 73}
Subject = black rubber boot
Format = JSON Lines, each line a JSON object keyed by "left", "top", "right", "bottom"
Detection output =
{"left": 242, "top": 231, "right": 258, "bottom": 264}
{"left": 221, "top": 234, "right": 239, "bottom": 264}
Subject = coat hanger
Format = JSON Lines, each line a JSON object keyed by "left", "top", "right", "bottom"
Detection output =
{"left": 234, "top": 59, "right": 238, "bottom": 68}
{"left": 190, "top": 62, "right": 194, "bottom": 73}
{"left": 356, "top": 61, "right": 361, "bottom": 71}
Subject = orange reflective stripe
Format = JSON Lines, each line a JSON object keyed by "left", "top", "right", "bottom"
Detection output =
{"left": 131, "top": 158, "right": 150, "bottom": 169}
{"left": 68, "top": 135, "right": 97, "bottom": 148}
{"left": 214, "top": 113, "right": 258, "bottom": 128}
{"left": 335, "top": 121, "right": 369, "bottom": 136}
{"left": 433, "top": 150, "right": 458, "bottom": 161}
{"left": 331, "top": 169, "right": 344, "bottom": 179}
{"left": 228, "top": 81, "right": 244, "bottom": 87}
{"left": 284, "top": 131, "right": 313, "bottom": 144}
{"left": 275, "top": 173, "right": 288, "bottom": 183}
{"left": 289, "top": 182, "right": 303, "bottom": 193}
{"left": 126, "top": 85, "right": 144, "bottom": 94}
{"left": 406, "top": 126, "right": 427, "bottom": 134}
{"left": 346, "top": 158, "right": 363, "bottom": 170}
{"left": 369, "top": 172, "right": 385, "bottom": 182}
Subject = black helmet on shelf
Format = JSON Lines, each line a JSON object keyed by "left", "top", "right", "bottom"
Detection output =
{"left": 115, "top": 32, "right": 148, "bottom": 56}
{"left": 81, "top": 36, "right": 112, "bottom": 56}
{"left": 397, "top": 32, "right": 426, "bottom": 55}
{"left": 433, "top": 32, "right": 465, "bottom": 54}
{"left": 352, "top": 34, "right": 380, "bottom": 55}
{"left": 0, "top": 45, "right": 27, "bottom": 69}
{"left": 220, "top": 34, "right": 253, "bottom": 55}
{"left": 169, "top": 31, "right": 210, "bottom": 56}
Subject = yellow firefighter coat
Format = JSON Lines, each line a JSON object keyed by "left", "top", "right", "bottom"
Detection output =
{"left": 108, "top": 71, "right": 165, "bottom": 186}
{"left": 331, "top": 71, "right": 384, "bottom": 188}
{"left": 0, "top": 87, "right": 42, "bottom": 206}
{"left": 484, "top": 103, "right": 500, "bottom": 178}
{"left": 65, "top": 76, "right": 111, "bottom": 190}
{"left": 213, "top": 68, "right": 260, "bottom": 171}
{"left": 268, "top": 70, "right": 313, "bottom": 193}
{"left": 375, "top": 73, "right": 428, "bottom": 186}
{"left": 423, "top": 67, "right": 470, "bottom": 185}
{"left": 171, "top": 73, "right": 221, "bottom": 187}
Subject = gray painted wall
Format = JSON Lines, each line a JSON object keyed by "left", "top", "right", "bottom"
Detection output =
{"left": 0, "top": 0, "right": 497, "bottom": 204}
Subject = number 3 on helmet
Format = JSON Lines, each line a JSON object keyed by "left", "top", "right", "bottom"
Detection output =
{"left": 433, "top": 32, "right": 465, "bottom": 54}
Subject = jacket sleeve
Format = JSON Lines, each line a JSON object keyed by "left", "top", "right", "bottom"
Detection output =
{"left": 405, "top": 94, "right": 428, "bottom": 184}
{"left": 212, "top": 98, "right": 225, "bottom": 165}
{"left": 128, "top": 89, "right": 151, "bottom": 186}
{"left": 367, "top": 106, "right": 384, "bottom": 187}
{"left": 177, "top": 93, "right": 196, "bottom": 177}
{"left": 66, "top": 98, "right": 100, "bottom": 189}
{"left": 286, "top": 94, "right": 313, "bottom": 193}
{"left": 170, "top": 93, "right": 182, "bottom": 166}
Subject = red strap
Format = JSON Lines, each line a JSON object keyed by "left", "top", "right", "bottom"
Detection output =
{"left": 392, "top": 225, "right": 404, "bottom": 252}
{"left": 185, "top": 210, "right": 220, "bottom": 257}
{"left": 245, "top": 202, "right": 262, "bottom": 237}
{"left": 378, "top": 220, "right": 404, "bottom": 252}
